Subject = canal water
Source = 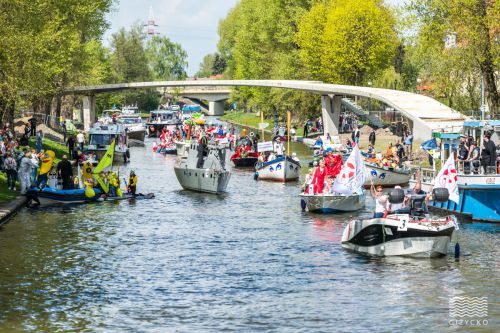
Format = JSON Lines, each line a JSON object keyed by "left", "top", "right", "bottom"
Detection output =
{"left": 0, "top": 140, "right": 498, "bottom": 332}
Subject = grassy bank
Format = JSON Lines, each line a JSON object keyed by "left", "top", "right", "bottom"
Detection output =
{"left": 28, "top": 137, "right": 68, "bottom": 163}
{"left": 220, "top": 111, "right": 305, "bottom": 136}
{"left": 0, "top": 173, "right": 19, "bottom": 202}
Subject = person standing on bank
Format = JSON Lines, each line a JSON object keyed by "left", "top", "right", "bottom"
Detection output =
{"left": 57, "top": 155, "right": 73, "bottom": 190}
{"left": 77, "top": 131, "right": 85, "bottom": 152}
{"left": 369, "top": 128, "right": 376, "bottom": 147}
{"left": 4, "top": 152, "right": 17, "bottom": 190}
{"left": 19, "top": 150, "right": 35, "bottom": 194}
{"left": 29, "top": 116, "right": 37, "bottom": 136}
{"left": 351, "top": 126, "right": 360, "bottom": 145}
{"left": 35, "top": 130, "right": 43, "bottom": 153}
{"left": 67, "top": 135, "right": 76, "bottom": 159}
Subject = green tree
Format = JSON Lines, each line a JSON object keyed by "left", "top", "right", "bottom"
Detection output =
{"left": 110, "top": 24, "right": 151, "bottom": 83}
{"left": 409, "top": 0, "right": 500, "bottom": 116}
{"left": 0, "top": 0, "right": 113, "bottom": 123}
{"left": 320, "top": 0, "right": 398, "bottom": 85}
{"left": 196, "top": 53, "right": 217, "bottom": 78}
{"left": 146, "top": 35, "right": 188, "bottom": 80}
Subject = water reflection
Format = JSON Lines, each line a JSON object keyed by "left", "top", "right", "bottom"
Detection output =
{"left": 0, "top": 138, "right": 498, "bottom": 331}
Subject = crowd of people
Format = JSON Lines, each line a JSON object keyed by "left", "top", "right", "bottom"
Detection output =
{"left": 457, "top": 134, "right": 498, "bottom": 174}
{"left": 301, "top": 150, "right": 344, "bottom": 195}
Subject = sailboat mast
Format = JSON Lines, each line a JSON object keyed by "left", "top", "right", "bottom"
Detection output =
{"left": 287, "top": 111, "right": 291, "bottom": 156}
{"left": 261, "top": 110, "right": 265, "bottom": 142}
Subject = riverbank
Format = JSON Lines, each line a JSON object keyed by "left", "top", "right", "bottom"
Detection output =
{"left": 0, "top": 195, "right": 27, "bottom": 226}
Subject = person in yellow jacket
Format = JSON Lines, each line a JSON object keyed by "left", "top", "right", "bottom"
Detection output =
{"left": 128, "top": 171, "right": 137, "bottom": 195}
{"left": 108, "top": 172, "right": 119, "bottom": 197}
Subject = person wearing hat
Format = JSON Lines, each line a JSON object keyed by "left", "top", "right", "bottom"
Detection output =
{"left": 57, "top": 154, "right": 73, "bottom": 190}
{"left": 128, "top": 171, "right": 137, "bottom": 195}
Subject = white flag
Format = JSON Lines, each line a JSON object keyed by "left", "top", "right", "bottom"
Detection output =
{"left": 332, "top": 146, "right": 367, "bottom": 195}
{"left": 433, "top": 154, "right": 460, "bottom": 204}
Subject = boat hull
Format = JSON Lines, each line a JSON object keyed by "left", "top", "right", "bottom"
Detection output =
{"left": 364, "top": 164, "right": 411, "bottom": 186}
{"left": 300, "top": 192, "right": 365, "bottom": 213}
{"left": 126, "top": 129, "right": 146, "bottom": 146}
{"left": 409, "top": 175, "right": 500, "bottom": 222}
{"left": 232, "top": 157, "right": 258, "bottom": 168}
{"left": 174, "top": 167, "right": 231, "bottom": 194}
{"left": 255, "top": 156, "right": 301, "bottom": 181}
{"left": 27, "top": 187, "right": 102, "bottom": 206}
{"left": 341, "top": 216, "right": 456, "bottom": 257}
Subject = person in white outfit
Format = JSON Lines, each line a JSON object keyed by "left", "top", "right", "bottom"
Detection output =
{"left": 18, "top": 150, "right": 35, "bottom": 194}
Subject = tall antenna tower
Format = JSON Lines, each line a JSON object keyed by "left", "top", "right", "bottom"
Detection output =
{"left": 144, "top": 6, "right": 160, "bottom": 37}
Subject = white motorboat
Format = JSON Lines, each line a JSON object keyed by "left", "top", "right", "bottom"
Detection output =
{"left": 86, "top": 123, "right": 130, "bottom": 163}
{"left": 121, "top": 106, "right": 146, "bottom": 146}
{"left": 341, "top": 188, "right": 459, "bottom": 257}
{"left": 255, "top": 156, "right": 301, "bottom": 181}
{"left": 174, "top": 142, "right": 231, "bottom": 194}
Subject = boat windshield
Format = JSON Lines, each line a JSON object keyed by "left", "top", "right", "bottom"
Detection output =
{"left": 151, "top": 112, "right": 175, "bottom": 121}
{"left": 122, "top": 118, "right": 142, "bottom": 124}
{"left": 90, "top": 134, "right": 115, "bottom": 147}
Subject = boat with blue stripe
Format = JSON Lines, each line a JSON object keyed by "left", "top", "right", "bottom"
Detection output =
{"left": 410, "top": 120, "right": 500, "bottom": 222}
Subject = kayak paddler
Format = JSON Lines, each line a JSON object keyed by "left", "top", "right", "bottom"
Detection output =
{"left": 128, "top": 171, "right": 137, "bottom": 195}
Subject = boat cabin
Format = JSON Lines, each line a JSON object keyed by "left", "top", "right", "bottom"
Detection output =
{"left": 88, "top": 124, "right": 127, "bottom": 150}
{"left": 149, "top": 110, "right": 179, "bottom": 124}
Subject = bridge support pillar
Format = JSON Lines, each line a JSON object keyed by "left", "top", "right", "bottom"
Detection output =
{"left": 321, "top": 95, "right": 340, "bottom": 136}
{"left": 83, "top": 95, "right": 96, "bottom": 131}
{"left": 208, "top": 101, "right": 225, "bottom": 116}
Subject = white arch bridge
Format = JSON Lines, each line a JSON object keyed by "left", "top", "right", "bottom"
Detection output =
{"left": 66, "top": 80, "right": 465, "bottom": 140}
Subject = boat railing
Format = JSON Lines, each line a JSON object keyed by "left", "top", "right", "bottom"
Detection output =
{"left": 415, "top": 160, "right": 498, "bottom": 181}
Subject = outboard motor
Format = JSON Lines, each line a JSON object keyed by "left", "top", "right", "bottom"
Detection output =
{"left": 409, "top": 194, "right": 427, "bottom": 218}
{"left": 432, "top": 187, "right": 450, "bottom": 202}
{"left": 388, "top": 188, "right": 405, "bottom": 204}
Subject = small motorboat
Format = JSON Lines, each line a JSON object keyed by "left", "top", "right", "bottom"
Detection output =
{"left": 341, "top": 188, "right": 459, "bottom": 257}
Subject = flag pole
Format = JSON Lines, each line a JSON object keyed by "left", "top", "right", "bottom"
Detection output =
{"left": 287, "top": 111, "right": 291, "bottom": 156}
{"left": 260, "top": 110, "right": 265, "bottom": 142}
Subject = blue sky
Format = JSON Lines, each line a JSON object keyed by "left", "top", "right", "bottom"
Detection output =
{"left": 104, "top": 0, "right": 405, "bottom": 76}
